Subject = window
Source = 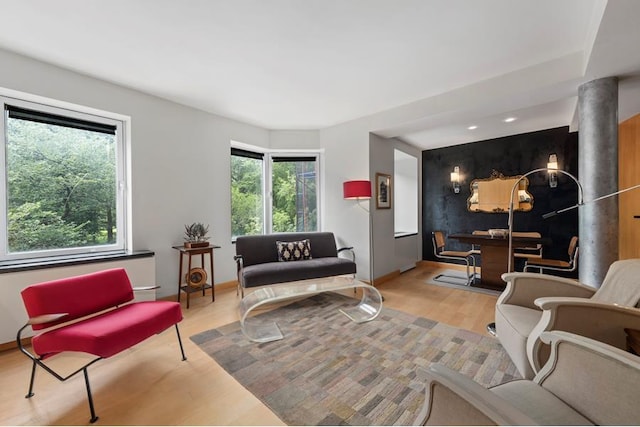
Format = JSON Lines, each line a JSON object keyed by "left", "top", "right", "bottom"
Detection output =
{"left": 231, "top": 147, "right": 320, "bottom": 239}
{"left": 394, "top": 149, "right": 418, "bottom": 236}
{"left": 271, "top": 156, "right": 317, "bottom": 233}
{"left": 230, "top": 148, "right": 264, "bottom": 239}
{"left": 0, "top": 96, "right": 128, "bottom": 260}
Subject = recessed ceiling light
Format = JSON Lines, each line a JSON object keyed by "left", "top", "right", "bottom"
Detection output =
{"left": 504, "top": 117, "right": 517, "bottom": 123}
{"left": 467, "top": 125, "right": 478, "bottom": 130}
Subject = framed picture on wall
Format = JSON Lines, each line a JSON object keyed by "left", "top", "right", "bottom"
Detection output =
{"left": 376, "top": 173, "right": 391, "bottom": 209}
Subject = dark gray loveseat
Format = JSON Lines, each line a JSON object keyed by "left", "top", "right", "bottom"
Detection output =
{"left": 234, "top": 232, "right": 356, "bottom": 296}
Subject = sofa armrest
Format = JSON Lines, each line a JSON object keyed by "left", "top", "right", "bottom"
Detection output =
{"left": 133, "top": 285, "right": 160, "bottom": 292}
{"left": 413, "top": 365, "right": 537, "bottom": 426}
{"left": 337, "top": 246, "right": 355, "bottom": 262}
{"left": 527, "top": 299, "right": 640, "bottom": 373}
{"left": 499, "top": 272, "right": 595, "bottom": 309}
{"left": 28, "top": 313, "right": 69, "bottom": 325}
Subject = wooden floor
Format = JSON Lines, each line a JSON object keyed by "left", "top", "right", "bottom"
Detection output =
{"left": 0, "top": 263, "right": 498, "bottom": 426}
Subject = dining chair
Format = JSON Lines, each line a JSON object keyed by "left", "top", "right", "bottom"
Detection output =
{"left": 523, "top": 236, "right": 578, "bottom": 274}
{"left": 432, "top": 231, "right": 476, "bottom": 285}
{"left": 512, "top": 231, "right": 543, "bottom": 261}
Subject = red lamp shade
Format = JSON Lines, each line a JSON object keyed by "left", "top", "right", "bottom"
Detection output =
{"left": 343, "top": 180, "right": 372, "bottom": 199}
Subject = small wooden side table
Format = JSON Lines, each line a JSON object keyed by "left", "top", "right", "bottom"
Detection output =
{"left": 172, "top": 244, "right": 220, "bottom": 308}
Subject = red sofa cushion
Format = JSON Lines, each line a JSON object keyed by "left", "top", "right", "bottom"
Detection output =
{"left": 32, "top": 301, "right": 183, "bottom": 358}
{"left": 22, "top": 268, "right": 135, "bottom": 330}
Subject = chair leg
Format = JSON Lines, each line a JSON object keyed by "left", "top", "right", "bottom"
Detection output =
{"left": 175, "top": 324, "right": 187, "bottom": 361}
{"left": 464, "top": 258, "right": 471, "bottom": 286}
{"left": 83, "top": 368, "right": 99, "bottom": 423}
{"left": 25, "top": 359, "right": 36, "bottom": 398}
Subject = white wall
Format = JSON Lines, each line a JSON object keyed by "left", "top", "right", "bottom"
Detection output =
{"left": 394, "top": 150, "right": 419, "bottom": 234}
{"left": 268, "top": 130, "right": 320, "bottom": 149}
{"left": 320, "top": 121, "right": 372, "bottom": 282}
{"left": 0, "top": 48, "right": 269, "bottom": 302}
{"left": 370, "top": 134, "right": 422, "bottom": 279}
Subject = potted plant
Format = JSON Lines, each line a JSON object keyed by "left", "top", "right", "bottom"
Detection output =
{"left": 184, "top": 222, "right": 210, "bottom": 248}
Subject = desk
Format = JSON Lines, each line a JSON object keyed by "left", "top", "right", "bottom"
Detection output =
{"left": 172, "top": 244, "right": 221, "bottom": 308}
{"left": 450, "top": 233, "right": 550, "bottom": 290}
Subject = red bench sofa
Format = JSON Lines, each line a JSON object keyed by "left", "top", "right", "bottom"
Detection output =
{"left": 17, "top": 268, "right": 186, "bottom": 423}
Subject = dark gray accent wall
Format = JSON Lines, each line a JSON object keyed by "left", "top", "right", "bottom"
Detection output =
{"left": 422, "top": 126, "right": 579, "bottom": 277}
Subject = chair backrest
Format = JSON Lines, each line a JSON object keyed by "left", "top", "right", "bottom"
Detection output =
{"left": 536, "top": 331, "right": 640, "bottom": 425}
{"left": 567, "top": 236, "right": 578, "bottom": 261}
{"left": 235, "top": 232, "right": 339, "bottom": 266}
{"left": 21, "top": 268, "right": 134, "bottom": 330}
{"left": 512, "top": 231, "right": 542, "bottom": 252}
{"left": 432, "top": 231, "right": 445, "bottom": 254}
{"left": 592, "top": 258, "right": 640, "bottom": 307}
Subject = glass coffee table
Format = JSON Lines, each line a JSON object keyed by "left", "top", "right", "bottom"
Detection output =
{"left": 239, "top": 275, "right": 383, "bottom": 343}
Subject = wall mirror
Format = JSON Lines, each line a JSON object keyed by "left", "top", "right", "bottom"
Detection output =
{"left": 467, "top": 170, "right": 533, "bottom": 213}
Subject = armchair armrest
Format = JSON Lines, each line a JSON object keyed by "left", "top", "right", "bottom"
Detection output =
{"left": 527, "top": 298, "right": 640, "bottom": 373}
{"left": 28, "top": 313, "right": 69, "bottom": 325}
{"left": 499, "top": 272, "right": 595, "bottom": 309}
{"left": 413, "top": 365, "right": 537, "bottom": 426}
{"left": 133, "top": 285, "right": 160, "bottom": 291}
{"left": 337, "top": 246, "right": 355, "bottom": 262}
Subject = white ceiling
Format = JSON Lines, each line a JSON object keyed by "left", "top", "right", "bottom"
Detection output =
{"left": 1, "top": 0, "right": 640, "bottom": 150}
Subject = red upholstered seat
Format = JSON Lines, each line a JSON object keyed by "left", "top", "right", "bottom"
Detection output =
{"left": 32, "top": 301, "right": 183, "bottom": 358}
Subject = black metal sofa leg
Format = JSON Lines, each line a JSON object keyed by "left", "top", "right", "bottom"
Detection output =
{"left": 25, "top": 359, "right": 36, "bottom": 398}
{"left": 175, "top": 324, "right": 187, "bottom": 361}
{"left": 83, "top": 368, "right": 99, "bottom": 423}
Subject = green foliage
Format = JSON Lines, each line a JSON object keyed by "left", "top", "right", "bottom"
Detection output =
{"left": 231, "top": 154, "right": 317, "bottom": 237}
{"left": 5, "top": 118, "right": 117, "bottom": 253}
{"left": 8, "top": 202, "right": 87, "bottom": 251}
{"left": 231, "top": 156, "right": 263, "bottom": 237}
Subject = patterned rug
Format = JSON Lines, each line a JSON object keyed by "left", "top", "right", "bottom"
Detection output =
{"left": 190, "top": 293, "right": 519, "bottom": 426}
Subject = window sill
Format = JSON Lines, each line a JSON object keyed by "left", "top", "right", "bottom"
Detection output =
{"left": 394, "top": 232, "right": 418, "bottom": 238}
{"left": 0, "top": 250, "right": 154, "bottom": 274}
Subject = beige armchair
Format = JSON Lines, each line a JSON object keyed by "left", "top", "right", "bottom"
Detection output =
{"left": 413, "top": 331, "right": 640, "bottom": 425}
{"left": 495, "top": 258, "right": 640, "bottom": 379}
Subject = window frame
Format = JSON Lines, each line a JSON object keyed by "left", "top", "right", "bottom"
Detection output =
{"left": 231, "top": 143, "right": 322, "bottom": 239}
{"left": 0, "top": 93, "right": 130, "bottom": 261}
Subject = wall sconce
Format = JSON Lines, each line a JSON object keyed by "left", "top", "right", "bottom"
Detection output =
{"left": 547, "top": 154, "right": 558, "bottom": 188}
{"left": 450, "top": 166, "right": 461, "bottom": 193}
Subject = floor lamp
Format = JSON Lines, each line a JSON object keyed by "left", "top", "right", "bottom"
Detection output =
{"left": 343, "top": 180, "right": 374, "bottom": 286}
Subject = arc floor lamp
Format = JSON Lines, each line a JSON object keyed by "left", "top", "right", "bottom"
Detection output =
{"left": 343, "top": 180, "right": 374, "bottom": 286}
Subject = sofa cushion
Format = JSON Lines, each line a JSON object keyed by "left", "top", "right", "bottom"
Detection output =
{"left": 495, "top": 304, "right": 542, "bottom": 379}
{"left": 32, "top": 301, "right": 183, "bottom": 358}
{"left": 276, "top": 239, "right": 312, "bottom": 261}
{"left": 491, "top": 380, "right": 593, "bottom": 425}
{"left": 242, "top": 258, "right": 356, "bottom": 288}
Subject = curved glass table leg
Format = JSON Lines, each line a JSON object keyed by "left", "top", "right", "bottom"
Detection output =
{"left": 239, "top": 276, "right": 383, "bottom": 343}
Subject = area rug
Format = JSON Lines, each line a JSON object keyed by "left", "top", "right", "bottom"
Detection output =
{"left": 427, "top": 269, "right": 501, "bottom": 296}
{"left": 190, "top": 293, "right": 519, "bottom": 426}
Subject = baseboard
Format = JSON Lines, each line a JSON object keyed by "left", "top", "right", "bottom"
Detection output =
{"left": 373, "top": 270, "right": 401, "bottom": 286}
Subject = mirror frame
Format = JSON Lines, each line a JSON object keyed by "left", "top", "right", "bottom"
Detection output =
{"left": 467, "top": 170, "right": 533, "bottom": 213}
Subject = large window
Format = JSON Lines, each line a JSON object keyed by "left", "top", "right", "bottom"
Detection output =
{"left": 0, "top": 97, "right": 127, "bottom": 260}
{"left": 231, "top": 147, "right": 319, "bottom": 239}
{"left": 230, "top": 148, "right": 264, "bottom": 238}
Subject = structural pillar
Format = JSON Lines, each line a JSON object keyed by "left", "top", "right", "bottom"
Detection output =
{"left": 578, "top": 77, "right": 618, "bottom": 287}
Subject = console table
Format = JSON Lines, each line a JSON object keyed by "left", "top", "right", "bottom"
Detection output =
{"left": 172, "top": 244, "right": 220, "bottom": 308}
{"left": 239, "top": 276, "right": 382, "bottom": 343}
